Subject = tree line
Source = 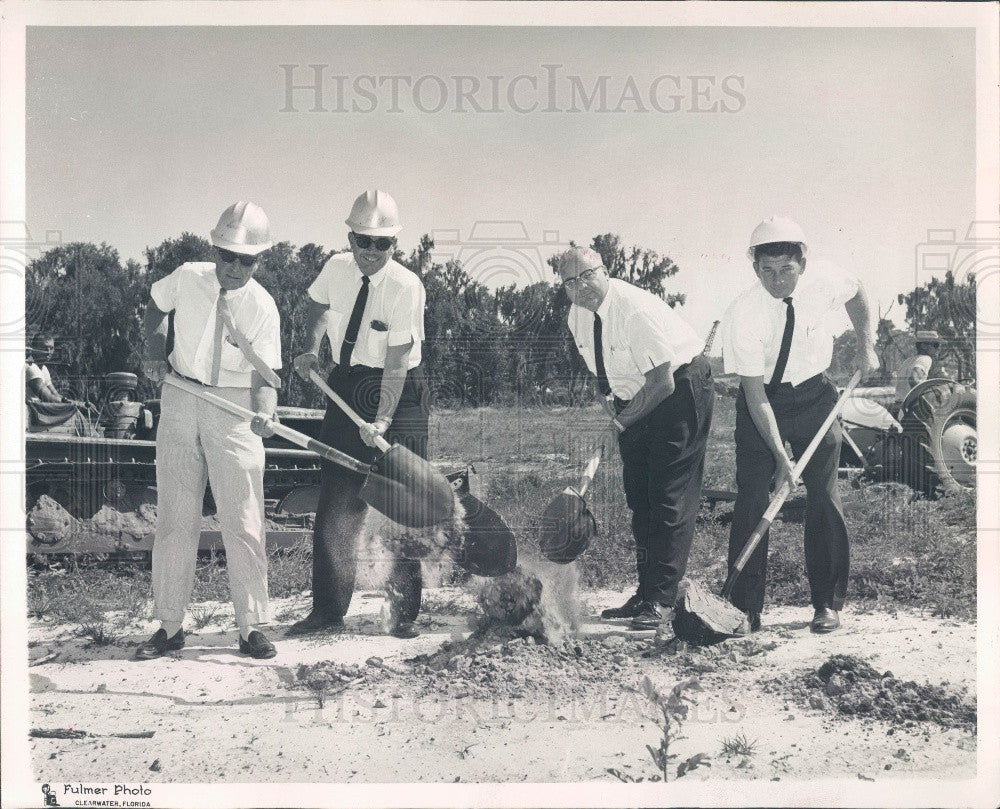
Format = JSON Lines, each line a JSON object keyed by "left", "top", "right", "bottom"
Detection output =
{"left": 25, "top": 233, "right": 976, "bottom": 408}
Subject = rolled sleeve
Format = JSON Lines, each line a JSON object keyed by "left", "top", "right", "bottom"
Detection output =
{"left": 150, "top": 267, "right": 180, "bottom": 313}
{"left": 722, "top": 304, "right": 766, "bottom": 377}
{"left": 388, "top": 282, "right": 425, "bottom": 347}
{"left": 307, "top": 265, "right": 331, "bottom": 305}
{"left": 627, "top": 311, "right": 676, "bottom": 372}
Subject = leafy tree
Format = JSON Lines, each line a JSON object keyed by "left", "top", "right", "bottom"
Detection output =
{"left": 26, "top": 242, "right": 146, "bottom": 400}
{"left": 897, "top": 270, "right": 976, "bottom": 380}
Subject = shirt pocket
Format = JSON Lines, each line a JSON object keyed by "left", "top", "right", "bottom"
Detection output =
{"left": 219, "top": 336, "right": 252, "bottom": 372}
{"left": 367, "top": 327, "right": 389, "bottom": 359}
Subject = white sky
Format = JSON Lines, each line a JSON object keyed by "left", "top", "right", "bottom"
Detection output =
{"left": 26, "top": 25, "right": 975, "bottom": 339}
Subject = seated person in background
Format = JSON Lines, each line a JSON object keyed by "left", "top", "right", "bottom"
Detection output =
{"left": 894, "top": 330, "right": 951, "bottom": 404}
{"left": 26, "top": 334, "right": 69, "bottom": 403}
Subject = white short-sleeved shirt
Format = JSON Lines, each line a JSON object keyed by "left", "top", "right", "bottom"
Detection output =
{"left": 567, "top": 278, "right": 704, "bottom": 400}
{"left": 721, "top": 259, "right": 860, "bottom": 386}
{"left": 307, "top": 253, "right": 425, "bottom": 370}
{"left": 150, "top": 262, "right": 282, "bottom": 388}
{"left": 26, "top": 362, "right": 53, "bottom": 388}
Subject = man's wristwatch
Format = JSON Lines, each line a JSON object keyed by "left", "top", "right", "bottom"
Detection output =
{"left": 612, "top": 417, "right": 626, "bottom": 433}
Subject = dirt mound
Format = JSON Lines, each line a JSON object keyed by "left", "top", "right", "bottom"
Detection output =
{"left": 772, "top": 653, "right": 976, "bottom": 731}
{"left": 406, "top": 631, "right": 650, "bottom": 701}
{"left": 477, "top": 568, "right": 543, "bottom": 626}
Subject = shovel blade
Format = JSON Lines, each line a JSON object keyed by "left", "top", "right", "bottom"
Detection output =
{"left": 537, "top": 489, "right": 596, "bottom": 564}
{"left": 671, "top": 579, "right": 749, "bottom": 645}
{"left": 360, "top": 444, "right": 455, "bottom": 528}
{"left": 450, "top": 491, "right": 518, "bottom": 577}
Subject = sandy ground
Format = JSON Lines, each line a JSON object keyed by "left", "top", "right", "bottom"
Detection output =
{"left": 27, "top": 584, "right": 977, "bottom": 785}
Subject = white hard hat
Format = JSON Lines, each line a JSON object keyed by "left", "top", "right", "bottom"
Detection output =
{"left": 345, "top": 190, "right": 402, "bottom": 237}
{"left": 747, "top": 216, "right": 808, "bottom": 261}
{"left": 557, "top": 246, "right": 605, "bottom": 275}
{"left": 210, "top": 201, "right": 273, "bottom": 256}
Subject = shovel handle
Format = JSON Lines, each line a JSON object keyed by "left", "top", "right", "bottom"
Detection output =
{"left": 163, "top": 375, "right": 372, "bottom": 475}
{"left": 309, "top": 368, "right": 392, "bottom": 453}
{"left": 723, "top": 370, "right": 862, "bottom": 599}
{"left": 576, "top": 442, "right": 606, "bottom": 499}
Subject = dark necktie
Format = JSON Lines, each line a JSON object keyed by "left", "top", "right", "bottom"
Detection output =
{"left": 767, "top": 297, "right": 795, "bottom": 391}
{"left": 593, "top": 313, "right": 612, "bottom": 397}
{"left": 340, "top": 275, "right": 370, "bottom": 368}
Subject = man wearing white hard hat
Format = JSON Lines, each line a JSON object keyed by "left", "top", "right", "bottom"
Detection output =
{"left": 290, "top": 190, "right": 430, "bottom": 639}
{"left": 721, "top": 217, "right": 878, "bottom": 634}
{"left": 137, "top": 201, "right": 282, "bottom": 660}
{"left": 559, "top": 246, "right": 714, "bottom": 631}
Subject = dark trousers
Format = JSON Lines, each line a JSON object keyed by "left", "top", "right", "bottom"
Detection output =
{"left": 310, "top": 363, "right": 430, "bottom": 623}
{"left": 727, "top": 374, "right": 849, "bottom": 614}
{"left": 617, "top": 355, "right": 714, "bottom": 607}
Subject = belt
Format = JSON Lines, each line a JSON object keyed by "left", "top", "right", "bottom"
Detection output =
{"left": 766, "top": 372, "right": 823, "bottom": 394}
{"left": 613, "top": 358, "right": 695, "bottom": 411}
{"left": 170, "top": 369, "right": 212, "bottom": 387}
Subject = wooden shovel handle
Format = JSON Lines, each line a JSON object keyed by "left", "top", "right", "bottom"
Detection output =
{"left": 723, "top": 370, "right": 862, "bottom": 597}
{"left": 309, "top": 368, "right": 392, "bottom": 453}
{"left": 163, "top": 374, "right": 371, "bottom": 474}
{"left": 577, "top": 429, "right": 614, "bottom": 498}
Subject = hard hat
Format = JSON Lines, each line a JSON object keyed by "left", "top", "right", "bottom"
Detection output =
{"left": 345, "top": 190, "right": 402, "bottom": 237}
{"left": 557, "top": 246, "right": 605, "bottom": 276}
{"left": 747, "top": 216, "right": 809, "bottom": 260}
{"left": 915, "top": 330, "right": 941, "bottom": 344}
{"left": 210, "top": 201, "right": 273, "bottom": 256}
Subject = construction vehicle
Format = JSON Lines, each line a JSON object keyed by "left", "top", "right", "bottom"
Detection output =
{"left": 839, "top": 376, "right": 977, "bottom": 496}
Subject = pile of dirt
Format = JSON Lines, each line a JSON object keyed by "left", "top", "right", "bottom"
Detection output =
{"left": 406, "top": 630, "right": 650, "bottom": 701}
{"left": 771, "top": 654, "right": 977, "bottom": 731}
{"left": 293, "top": 657, "right": 394, "bottom": 700}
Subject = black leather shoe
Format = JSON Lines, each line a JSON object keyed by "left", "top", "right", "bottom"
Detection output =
{"left": 629, "top": 601, "right": 663, "bottom": 630}
{"left": 601, "top": 591, "right": 644, "bottom": 620}
{"left": 239, "top": 630, "right": 277, "bottom": 659}
{"left": 284, "top": 612, "right": 345, "bottom": 637}
{"left": 390, "top": 621, "right": 420, "bottom": 639}
{"left": 135, "top": 628, "right": 185, "bottom": 660}
{"left": 810, "top": 607, "right": 840, "bottom": 633}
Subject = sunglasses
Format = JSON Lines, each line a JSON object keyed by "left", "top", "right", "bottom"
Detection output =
{"left": 217, "top": 248, "right": 258, "bottom": 268}
{"left": 352, "top": 233, "right": 396, "bottom": 251}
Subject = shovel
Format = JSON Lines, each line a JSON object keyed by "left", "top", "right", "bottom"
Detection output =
{"left": 308, "top": 369, "right": 517, "bottom": 576}
{"left": 163, "top": 374, "right": 454, "bottom": 529}
{"left": 672, "top": 371, "right": 863, "bottom": 643}
{"left": 537, "top": 433, "right": 609, "bottom": 564}
{"left": 721, "top": 370, "right": 862, "bottom": 599}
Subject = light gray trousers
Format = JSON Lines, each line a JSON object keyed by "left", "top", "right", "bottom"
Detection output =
{"left": 153, "top": 382, "right": 269, "bottom": 628}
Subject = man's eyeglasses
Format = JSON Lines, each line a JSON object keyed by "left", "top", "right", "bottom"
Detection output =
{"left": 562, "top": 268, "right": 601, "bottom": 290}
{"left": 217, "top": 248, "right": 258, "bottom": 268}
{"left": 352, "top": 233, "right": 396, "bottom": 252}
